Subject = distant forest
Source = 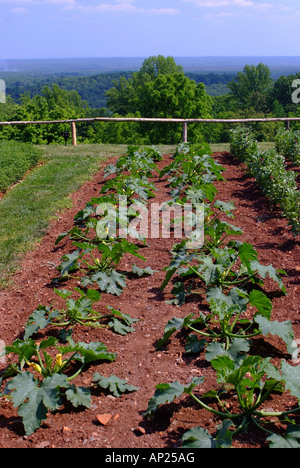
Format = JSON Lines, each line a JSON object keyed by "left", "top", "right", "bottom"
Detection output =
{"left": 2, "top": 70, "right": 235, "bottom": 108}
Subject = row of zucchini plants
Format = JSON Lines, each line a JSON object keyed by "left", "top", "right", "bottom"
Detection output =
{"left": 0, "top": 145, "right": 163, "bottom": 436}
{"left": 145, "top": 143, "right": 300, "bottom": 448}
{"left": 229, "top": 126, "right": 300, "bottom": 236}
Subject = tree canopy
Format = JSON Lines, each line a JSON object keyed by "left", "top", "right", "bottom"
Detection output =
{"left": 105, "top": 55, "right": 212, "bottom": 142}
{"left": 228, "top": 63, "right": 273, "bottom": 112}
{"left": 138, "top": 55, "right": 184, "bottom": 79}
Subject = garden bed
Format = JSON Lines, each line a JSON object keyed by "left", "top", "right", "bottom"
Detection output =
{"left": 0, "top": 149, "right": 299, "bottom": 449}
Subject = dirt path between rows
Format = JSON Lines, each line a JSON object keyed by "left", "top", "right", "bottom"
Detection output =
{"left": 0, "top": 151, "right": 299, "bottom": 449}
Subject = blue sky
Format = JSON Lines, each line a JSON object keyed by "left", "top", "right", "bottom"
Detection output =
{"left": 0, "top": 0, "right": 299, "bottom": 59}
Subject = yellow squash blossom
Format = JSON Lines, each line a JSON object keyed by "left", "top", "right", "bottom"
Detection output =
{"left": 56, "top": 354, "right": 63, "bottom": 368}
{"left": 56, "top": 353, "right": 68, "bottom": 370}
{"left": 29, "top": 362, "right": 42, "bottom": 374}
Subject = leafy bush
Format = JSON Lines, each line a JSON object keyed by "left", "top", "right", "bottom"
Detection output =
{"left": 230, "top": 127, "right": 300, "bottom": 235}
{"left": 275, "top": 128, "right": 300, "bottom": 165}
{"left": 0, "top": 140, "right": 42, "bottom": 192}
{"left": 229, "top": 127, "right": 259, "bottom": 163}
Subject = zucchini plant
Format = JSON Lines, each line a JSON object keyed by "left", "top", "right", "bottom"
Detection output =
{"left": 24, "top": 288, "right": 139, "bottom": 339}
{"left": 56, "top": 238, "right": 145, "bottom": 296}
{"left": 161, "top": 240, "right": 286, "bottom": 302}
{"left": 157, "top": 286, "right": 295, "bottom": 358}
{"left": 0, "top": 336, "right": 118, "bottom": 435}
{"left": 146, "top": 352, "right": 300, "bottom": 448}
{"left": 103, "top": 145, "right": 162, "bottom": 179}
{"left": 101, "top": 175, "right": 157, "bottom": 205}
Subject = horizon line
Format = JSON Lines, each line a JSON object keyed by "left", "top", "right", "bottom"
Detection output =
{"left": 2, "top": 55, "right": 300, "bottom": 61}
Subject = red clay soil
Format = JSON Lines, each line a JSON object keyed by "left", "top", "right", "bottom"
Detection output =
{"left": 0, "top": 151, "right": 299, "bottom": 449}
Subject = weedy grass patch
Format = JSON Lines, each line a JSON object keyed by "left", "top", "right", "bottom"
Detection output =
{"left": 0, "top": 140, "right": 42, "bottom": 193}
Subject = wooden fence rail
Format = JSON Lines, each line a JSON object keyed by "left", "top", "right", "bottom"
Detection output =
{"left": 1, "top": 116, "right": 300, "bottom": 146}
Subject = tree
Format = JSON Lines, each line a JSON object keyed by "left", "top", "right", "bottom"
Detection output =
{"left": 139, "top": 73, "right": 212, "bottom": 143}
{"left": 228, "top": 63, "right": 273, "bottom": 112}
{"left": 138, "top": 55, "right": 183, "bottom": 80}
{"left": 139, "top": 73, "right": 211, "bottom": 118}
{"left": 106, "top": 75, "right": 138, "bottom": 115}
{"left": 41, "top": 84, "right": 89, "bottom": 113}
{"left": 106, "top": 55, "right": 191, "bottom": 116}
{"left": 106, "top": 55, "right": 212, "bottom": 143}
{"left": 0, "top": 85, "right": 89, "bottom": 144}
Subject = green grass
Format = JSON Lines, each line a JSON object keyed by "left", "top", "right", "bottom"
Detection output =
{"left": 210, "top": 142, "right": 275, "bottom": 152}
{"left": 0, "top": 140, "right": 42, "bottom": 192}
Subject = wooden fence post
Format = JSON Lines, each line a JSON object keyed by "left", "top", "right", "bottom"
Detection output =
{"left": 71, "top": 122, "right": 77, "bottom": 146}
{"left": 182, "top": 122, "right": 188, "bottom": 143}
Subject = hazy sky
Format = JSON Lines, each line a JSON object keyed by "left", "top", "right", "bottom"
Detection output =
{"left": 0, "top": 0, "right": 299, "bottom": 59}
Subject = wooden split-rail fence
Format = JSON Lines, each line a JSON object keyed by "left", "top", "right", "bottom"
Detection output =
{"left": 0, "top": 116, "right": 300, "bottom": 146}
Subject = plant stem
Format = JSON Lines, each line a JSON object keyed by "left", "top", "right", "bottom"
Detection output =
{"left": 250, "top": 415, "right": 275, "bottom": 436}
{"left": 231, "top": 416, "right": 248, "bottom": 436}
{"left": 189, "top": 391, "right": 243, "bottom": 421}
{"left": 59, "top": 352, "right": 79, "bottom": 379}
{"left": 222, "top": 272, "right": 258, "bottom": 287}
{"left": 67, "top": 364, "right": 85, "bottom": 381}
{"left": 81, "top": 257, "right": 96, "bottom": 270}
{"left": 226, "top": 331, "right": 261, "bottom": 339}
{"left": 187, "top": 324, "right": 220, "bottom": 339}
{"left": 186, "top": 264, "right": 205, "bottom": 283}
{"left": 36, "top": 350, "right": 45, "bottom": 373}
{"left": 250, "top": 381, "right": 282, "bottom": 412}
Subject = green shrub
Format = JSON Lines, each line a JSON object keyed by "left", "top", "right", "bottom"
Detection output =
{"left": 275, "top": 128, "right": 300, "bottom": 164}
{"left": 230, "top": 127, "right": 300, "bottom": 235}
{"left": 229, "top": 126, "right": 259, "bottom": 162}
